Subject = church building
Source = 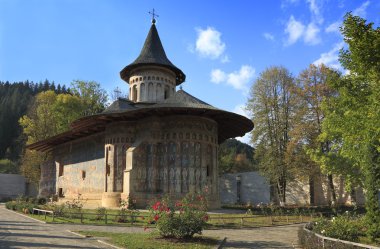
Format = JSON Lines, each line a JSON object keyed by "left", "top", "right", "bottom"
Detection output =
{"left": 28, "top": 17, "right": 254, "bottom": 209}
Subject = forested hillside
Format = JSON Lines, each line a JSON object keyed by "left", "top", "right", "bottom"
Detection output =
{"left": 218, "top": 138, "right": 257, "bottom": 174}
{"left": 0, "top": 80, "right": 69, "bottom": 170}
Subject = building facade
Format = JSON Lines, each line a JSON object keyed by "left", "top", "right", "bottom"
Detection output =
{"left": 29, "top": 19, "right": 253, "bottom": 209}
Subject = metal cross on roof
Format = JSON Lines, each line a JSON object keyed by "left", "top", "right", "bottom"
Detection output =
{"left": 148, "top": 8, "right": 159, "bottom": 24}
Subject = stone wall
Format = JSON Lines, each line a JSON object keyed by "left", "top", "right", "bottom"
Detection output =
{"left": 220, "top": 171, "right": 367, "bottom": 207}
{"left": 53, "top": 133, "right": 105, "bottom": 203}
{"left": 220, "top": 172, "right": 270, "bottom": 205}
{"left": 0, "top": 174, "right": 26, "bottom": 199}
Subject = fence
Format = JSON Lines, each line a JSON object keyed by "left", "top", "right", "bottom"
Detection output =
{"left": 299, "top": 224, "right": 380, "bottom": 249}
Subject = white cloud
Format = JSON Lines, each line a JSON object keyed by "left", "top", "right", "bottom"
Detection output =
{"left": 195, "top": 27, "right": 226, "bottom": 60}
{"left": 227, "top": 65, "right": 255, "bottom": 91}
{"left": 304, "top": 23, "right": 321, "bottom": 45}
{"left": 325, "top": 21, "right": 341, "bottom": 34}
{"left": 307, "top": 0, "right": 323, "bottom": 24}
{"left": 263, "top": 32, "right": 275, "bottom": 41}
{"left": 285, "top": 15, "right": 305, "bottom": 45}
{"left": 284, "top": 16, "right": 321, "bottom": 46}
{"left": 210, "top": 65, "right": 255, "bottom": 91}
{"left": 313, "top": 42, "right": 344, "bottom": 70}
{"left": 353, "top": 1, "right": 370, "bottom": 18}
{"left": 210, "top": 69, "right": 226, "bottom": 83}
{"left": 232, "top": 104, "right": 252, "bottom": 144}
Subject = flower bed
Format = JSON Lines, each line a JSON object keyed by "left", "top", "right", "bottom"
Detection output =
{"left": 299, "top": 223, "right": 380, "bottom": 249}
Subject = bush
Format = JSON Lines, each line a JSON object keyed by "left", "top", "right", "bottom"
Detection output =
{"left": 146, "top": 193, "right": 209, "bottom": 239}
{"left": 116, "top": 195, "right": 140, "bottom": 223}
{"left": 312, "top": 212, "right": 365, "bottom": 242}
{"left": 95, "top": 207, "right": 107, "bottom": 220}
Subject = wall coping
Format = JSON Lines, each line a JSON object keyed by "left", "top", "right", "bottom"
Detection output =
{"left": 303, "top": 224, "right": 380, "bottom": 249}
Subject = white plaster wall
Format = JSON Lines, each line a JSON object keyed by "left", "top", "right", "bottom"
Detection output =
{"left": 220, "top": 171, "right": 270, "bottom": 205}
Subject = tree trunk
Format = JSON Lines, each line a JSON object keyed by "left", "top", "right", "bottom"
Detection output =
{"left": 327, "top": 174, "right": 336, "bottom": 206}
{"left": 309, "top": 175, "right": 315, "bottom": 205}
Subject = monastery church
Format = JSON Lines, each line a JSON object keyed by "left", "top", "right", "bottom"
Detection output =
{"left": 28, "top": 17, "right": 254, "bottom": 208}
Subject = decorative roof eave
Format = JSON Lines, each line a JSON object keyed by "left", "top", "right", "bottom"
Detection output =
{"left": 27, "top": 107, "right": 253, "bottom": 152}
{"left": 120, "top": 63, "right": 186, "bottom": 85}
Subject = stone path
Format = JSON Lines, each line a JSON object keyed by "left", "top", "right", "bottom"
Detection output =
{"left": 0, "top": 204, "right": 303, "bottom": 248}
{"left": 0, "top": 205, "right": 113, "bottom": 249}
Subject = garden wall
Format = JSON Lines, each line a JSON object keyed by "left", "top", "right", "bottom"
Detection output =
{"left": 0, "top": 174, "right": 37, "bottom": 200}
{"left": 298, "top": 224, "right": 380, "bottom": 249}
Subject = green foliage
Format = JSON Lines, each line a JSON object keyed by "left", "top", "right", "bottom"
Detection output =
{"left": 116, "top": 196, "right": 140, "bottom": 223}
{"left": 314, "top": 13, "right": 380, "bottom": 240}
{"left": 70, "top": 80, "right": 108, "bottom": 115}
{"left": 0, "top": 80, "right": 68, "bottom": 161}
{"left": 0, "top": 159, "right": 18, "bottom": 174}
{"left": 147, "top": 194, "right": 209, "bottom": 239}
{"left": 95, "top": 207, "right": 107, "bottom": 221}
{"left": 218, "top": 139, "right": 256, "bottom": 174}
{"left": 247, "top": 66, "right": 296, "bottom": 204}
{"left": 312, "top": 213, "right": 365, "bottom": 242}
{"left": 5, "top": 195, "right": 39, "bottom": 213}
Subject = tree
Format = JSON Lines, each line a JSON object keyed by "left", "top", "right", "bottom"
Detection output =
{"left": 247, "top": 66, "right": 296, "bottom": 205}
{"left": 288, "top": 64, "right": 340, "bottom": 205}
{"left": 19, "top": 91, "right": 85, "bottom": 185}
{"left": 218, "top": 139, "right": 256, "bottom": 174}
{"left": 318, "top": 13, "right": 380, "bottom": 240}
{"left": 70, "top": 80, "right": 108, "bottom": 115}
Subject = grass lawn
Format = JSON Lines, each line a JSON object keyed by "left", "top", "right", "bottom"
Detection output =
{"left": 28, "top": 209, "right": 313, "bottom": 228}
{"left": 77, "top": 231, "right": 219, "bottom": 249}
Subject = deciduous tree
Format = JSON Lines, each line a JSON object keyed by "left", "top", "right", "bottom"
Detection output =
{"left": 247, "top": 66, "right": 296, "bottom": 205}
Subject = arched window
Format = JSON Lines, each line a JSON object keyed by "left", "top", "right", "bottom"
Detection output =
{"left": 140, "top": 83, "right": 146, "bottom": 101}
{"left": 164, "top": 86, "right": 169, "bottom": 99}
{"left": 132, "top": 85, "right": 137, "bottom": 102}
{"left": 148, "top": 83, "right": 154, "bottom": 100}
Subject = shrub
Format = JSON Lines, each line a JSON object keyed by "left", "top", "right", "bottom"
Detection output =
{"left": 116, "top": 195, "right": 140, "bottom": 223}
{"left": 311, "top": 212, "right": 365, "bottom": 242}
{"left": 95, "top": 207, "right": 107, "bottom": 220}
{"left": 65, "top": 194, "right": 85, "bottom": 218}
{"left": 146, "top": 193, "right": 209, "bottom": 239}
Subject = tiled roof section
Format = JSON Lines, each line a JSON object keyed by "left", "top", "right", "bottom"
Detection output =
{"left": 154, "top": 90, "right": 218, "bottom": 110}
{"left": 120, "top": 24, "right": 186, "bottom": 85}
{"left": 102, "top": 98, "right": 137, "bottom": 114}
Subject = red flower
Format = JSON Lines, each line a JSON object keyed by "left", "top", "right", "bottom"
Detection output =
{"left": 175, "top": 202, "right": 182, "bottom": 207}
{"left": 203, "top": 215, "right": 209, "bottom": 221}
{"left": 152, "top": 201, "right": 161, "bottom": 211}
{"left": 154, "top": 214, "right": 160, "bottom": 221}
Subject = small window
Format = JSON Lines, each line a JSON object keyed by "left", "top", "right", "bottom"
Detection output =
{"left": 58, "top": 163, "right": 64, "bottom": 177}
{"left": 81, "top": 170, "right": 86, "bottom": 180}
{"left": 140, "top": 77, "right": 143, "bottom": 81}
{"left": 58, "top": 188, "right": 64, "bottom": 197}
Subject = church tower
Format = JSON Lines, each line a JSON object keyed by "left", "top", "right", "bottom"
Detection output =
{"left": 120, "top": 17, "right": 186, "bottom": 103}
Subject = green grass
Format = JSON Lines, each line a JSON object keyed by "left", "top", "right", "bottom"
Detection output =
{"left": 29, "top": 210, "right": 313, "bottom": 228}
{"left": 76, "top": 231, "right": 218, "bottom": 249}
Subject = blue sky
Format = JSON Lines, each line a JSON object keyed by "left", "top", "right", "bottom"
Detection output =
{"left": 0, "top": 0, "right": 378, "bottom": 143}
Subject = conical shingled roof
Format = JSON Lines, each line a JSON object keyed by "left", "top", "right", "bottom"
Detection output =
{"left": 120, "top": 23, "right": 186, "bottom": 85}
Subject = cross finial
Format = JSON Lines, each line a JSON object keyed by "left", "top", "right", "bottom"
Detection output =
{"left": 148, "top": 8, "right": 159, "bottom": 24}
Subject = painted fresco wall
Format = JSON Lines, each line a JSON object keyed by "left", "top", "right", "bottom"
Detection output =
{"left": 54, "top": 133, "right": 105, "bottom": 201}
